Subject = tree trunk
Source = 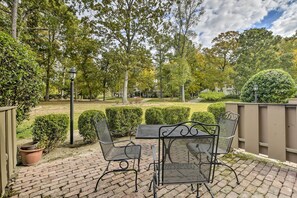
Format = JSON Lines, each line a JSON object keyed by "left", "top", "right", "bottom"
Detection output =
{"left": 181, "top": 84, "right": 185, "bottom": 102}
{"left": 122, "top": 70, "right": 129, "bottom": 104}
{"left": 45, "top": 65, "right": 50, "bottom": 101}
{"left": 11, "top": 0, "right": 18, "bottom": 39}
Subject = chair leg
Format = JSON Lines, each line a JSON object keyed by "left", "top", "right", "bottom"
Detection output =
{"left": 203, "top": 183, "right": 214, "bottom": 198}
{"left": 217, "top": 161, "right": 240, "bottom": 184}
{"left": 133, "top": 169, "right": 138, "bottom": 192}
{"left": 196, "top": 184, "right": 199, "bottom": 198}
{"left": 137, "top": 158, "right": 141, "bottom": 172}
{"left": 95, "top": 170, "right": 114, "bottom": 192}
{"left": 148, "top": 179, "right": 153, "bottom": 192}
{"left": 153, "top": 173, "right": 157, "bottom": 198}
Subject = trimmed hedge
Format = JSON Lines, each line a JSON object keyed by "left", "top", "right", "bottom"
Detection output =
{"left": 191, "top": 111, "right": 216, "bottom": 124}
{"left": 162, "top": 106, "right": 190, "bottom": 124}
{"left": 199, "top": 91, "right": 225, "bottom": 101}
{"left": 191, "top": 111, "right": 216, "bottom": 132}
{"left": 105, "top": 107, "right": 143, "bottom": 136}
{"left": 207, "top": 102, "right": 226, "bottom": 122}
{"left": 32, "top": 114, "right": 69, "bottom": 153}
{"left": 78, "top": 110, "right": 106, "bottom": 143}
{"left": 145, "top": 107, "right": 164, "bottom": 124}
{"left": 240, "top": 69, "right": 296, "bottom": 103}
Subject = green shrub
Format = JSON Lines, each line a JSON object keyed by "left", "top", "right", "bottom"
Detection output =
{"left": 0, "top": 32, "right": 42, "bottom": 124}
{"left": 32, "top": 114, "right": 69, "bottom": 153}
{"left": 105, "top": 107, "right": 143, "bottom": 136}
{"left": 207, "top": 102, "right": 226, "bottom": 122}
{"left": 145, "top": 107, "right": 164, "bottom": 124}
{"left": 78, "top": 110, "right": 106, "bottom": 143}
{"left": 162, "top": 106, "right": 190, "bottom": 124}
{"left": 191, "top": 111, "right": 216, "bottom": 132}
{"left": 241, "top": 69, "right": 296, "bottom": 103}
{"left": 199, "top": 91, "right": 225, "bottom": 101}
{"left": 191, "top": 111, "right": 216, "bottom": 124}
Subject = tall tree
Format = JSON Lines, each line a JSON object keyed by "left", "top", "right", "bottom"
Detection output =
{"left": 90, "top": 0, "right": 170, "bottom": 104}
{"left": 234, "top": 28, "right": 282, "bottom": 90}
{"left": 171, "top": 0, "right": 204, "bottom": 102}
{"left": 203, "top": 31, "right": 239, "bottom": 89}
{"left": 151, "top": 23, "right": 172, "bottom": 98}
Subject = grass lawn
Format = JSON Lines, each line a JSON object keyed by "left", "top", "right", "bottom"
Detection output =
{"left": 17, "top": 99, "right": 232, "bottom": 140}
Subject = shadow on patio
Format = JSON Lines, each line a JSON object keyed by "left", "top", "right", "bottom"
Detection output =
{"left": 6, "top": 139, "right": 297, "bottom": 198}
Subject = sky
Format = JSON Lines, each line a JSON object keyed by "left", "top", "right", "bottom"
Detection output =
{"left": 194, "top": 0, "right": 297, "bottom": 47}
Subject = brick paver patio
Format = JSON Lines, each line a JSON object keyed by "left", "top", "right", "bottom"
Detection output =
{"left": 7, "top": 139, "right": 297, "bottom": 197}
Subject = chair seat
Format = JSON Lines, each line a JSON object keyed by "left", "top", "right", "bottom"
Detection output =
{"left": 187, "top": 143, "right": 226, "bottom": 156}
{"left": 161, "top": 163, "right": 210, "bottom": 184}
{"left": 106, "top": 145, "right": 141, "bottom": 161}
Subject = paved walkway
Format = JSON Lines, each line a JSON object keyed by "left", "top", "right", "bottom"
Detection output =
{"left": 7, "top": 140, "right": 297, "bottom": 198}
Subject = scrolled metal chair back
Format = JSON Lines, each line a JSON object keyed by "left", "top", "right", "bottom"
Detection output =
{"left": 218, "top": 111, "right": 239, "bottom": 153}
{"left": 93, "top": 119, "right": 114, "bottom": 159}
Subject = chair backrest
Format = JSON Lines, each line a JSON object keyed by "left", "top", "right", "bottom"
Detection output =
{"left": 93, "top": 119, "right": 114, "bottom": 159}
{"left": 158, "top": 121, "right": 220, "bottom": 185}
{"left": 217, "top": 111, "right": 239, "bottom": 154}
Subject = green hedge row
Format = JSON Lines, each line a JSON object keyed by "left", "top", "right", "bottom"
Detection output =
{"left": 199, "top": 91, "right": 225, "bottom": 101}
{"left": 207, "top": 102, "right": 226, "bottom": 121}
{"left": 145, "top": 106, "right": 190, "bottom": 124}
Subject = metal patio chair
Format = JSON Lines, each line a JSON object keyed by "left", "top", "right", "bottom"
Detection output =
{"left": 188, "top": 111, "right": 240, "bottom": 184}
{"left": 149, "top": 121, "right": 220, "bottom": 198}
{"left": 93, "top": 119, "right": 141, "bottom": 192}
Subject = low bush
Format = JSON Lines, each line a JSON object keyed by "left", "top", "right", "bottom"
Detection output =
{"left": 145, "top": 107, "right": 164, "bottom": 124}
{"left": 240, "top": 69, "right": 296, "bottom": 103}
{"left": 191, "top": 111, "right": 216, "bottom": 132}
{"left": 191, "top": 111, "right": 216, "bottom": 124}
{"left": 162, "top": 106, "right": 190, "bottom": 124}
{"left": 207, "top": 102, "right": 226, "bottom": 122}
{"left": 78, "top": 110, "right": 106, "bottom": 143}
{"left": 32, "top": 114, "right": 69, "bottom": 153}
{"left": 199, "top": 91, "right": 225, "bottom": 101}
{"left": 105, "top": 107, "right": 143, "bottom": 136}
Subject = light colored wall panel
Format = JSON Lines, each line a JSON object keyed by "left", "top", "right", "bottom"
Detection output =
{"left": 267, "top": 106, "right": 286, "bottom": 161}
{"left": 0, "top": 112, "right": 7, "bottom": 197}
{"left": 244, "top": 105, "right": 259, "bottom": 154}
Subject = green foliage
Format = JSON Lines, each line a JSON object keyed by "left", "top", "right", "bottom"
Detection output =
{"left": 200, "top": 91, "right": 225, "bottom": 101}
{"left": 207, "top": 103, "right": 226, "bottom": 121}
{"left": 32, "top": 114, "right": 69, "bottom": 153}
{"left": 105, "top": 107, "right": 143, "bottom": 136}
{"left": 240, "top": 69, "right": 296, "bottom": 103}
{"left": 78, "top": 110, "right": 105, "bottom": 143}
{"left": 0, "top": 31, "right": 42, "bottom": 124}
{"left": 191, "top": 111, "right": 216, "bottom": 132}
{"left": 145, "top": 107, "right": 164, "bottom": 124}
{"left": 162, "top": 106, "right": 190, "bottom": 124}
{"left": 234, "top": 28, "right": 283, "bottom": 90}
{"left": 191, "top": 112, "right": 216, "bottom": 124}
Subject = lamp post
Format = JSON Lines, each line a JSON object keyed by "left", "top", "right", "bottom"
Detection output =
{"left": 69, "top": 67, "right": 76, "bottom": 144}
{"left": 253, "top": 84, "right": 258, "bottom": 103}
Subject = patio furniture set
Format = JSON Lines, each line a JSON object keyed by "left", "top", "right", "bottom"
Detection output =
{"left": 92, "top": 111, "right": 239, "bottom": 198}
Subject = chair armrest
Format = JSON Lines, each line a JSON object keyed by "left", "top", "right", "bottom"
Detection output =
{"left": 220, "top": 135, "right": 235, "bottom": 140}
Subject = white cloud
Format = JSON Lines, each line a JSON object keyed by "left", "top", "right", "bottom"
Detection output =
{"left": 193, "top": 0, "right": 295, "bottom": 47}
{"left": 269, "top": 2, "right": 297, "bottom": 36}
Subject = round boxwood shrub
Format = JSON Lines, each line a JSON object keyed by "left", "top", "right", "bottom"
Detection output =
{"left": 207, "top": 102, "right": 226, "bottom": 122}
{"left": 199, "top": 91, "right": 225, "bottom": 101}
{"left": 191, "top": 111, "right": 216, "bottom": 131}
{"left": 162, "top": 106, "right": 190, "bottom": 124}
{"left": 191, "top": 112, "right": 216, "bottom": 124}
{"left": 145, "top": 107, "right": 164, "bottom": 124}
{"left": 240, "top": 69, "right": 296, "bottom": 103}
{"left": 105, "top": 107, "right": 143, "bottom": 136}
{"left": 78, "top": 110, "right": 106, "bottom": 143}
{"left": 32, "top": 114, "right": 69, "bottom": 153}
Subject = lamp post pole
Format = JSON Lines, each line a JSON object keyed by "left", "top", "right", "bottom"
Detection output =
{"left": 254, "top": 84, "right": 258, "bottom": 103}
{"left": 69, "top": 68, "right": 76, "bottom": 145}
